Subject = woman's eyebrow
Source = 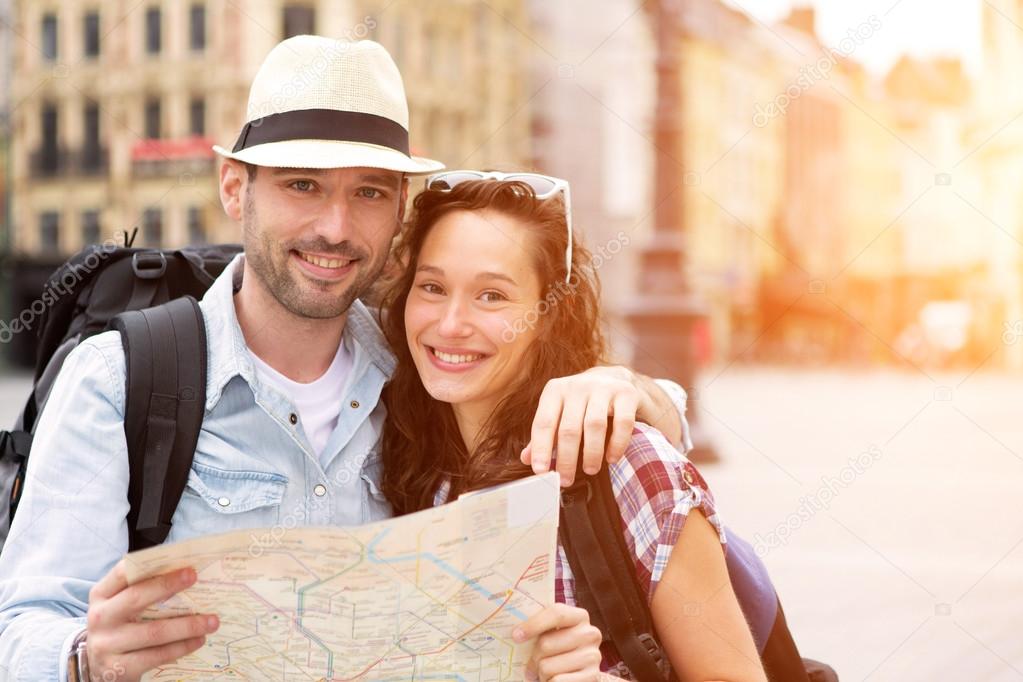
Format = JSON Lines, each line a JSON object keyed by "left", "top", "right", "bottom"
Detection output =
{"left": 476, "top": 272, "right": 518, "bottom": 286}
{"left": 415, "top": 265, "right": 518, "bottom": 286}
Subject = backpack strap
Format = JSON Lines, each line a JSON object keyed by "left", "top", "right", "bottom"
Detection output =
{"left": 560, "top": 468, "right": 672, "bottom": 681}
{"left": 1, "top": 429, "right": 33, "bottom": 522}
{"left": 109, "top": 296, "right": 207, "bottom": 551}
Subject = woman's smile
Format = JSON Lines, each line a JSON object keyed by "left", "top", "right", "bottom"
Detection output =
{"left": 424, "top": 344, "right": 491, "bottom": 372}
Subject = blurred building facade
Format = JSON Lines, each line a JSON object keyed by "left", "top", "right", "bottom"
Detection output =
{"left": 969, "top": 0, "right": 1023, "bottom": 369}
{"left": 5, "top": 0, "right": 1019, "bottom": 370}
{"left": 529, "top": 0, "right": 1014, "bottom": 369}
{"left": 526, "top": 0, "right": 657, "bottom": 358}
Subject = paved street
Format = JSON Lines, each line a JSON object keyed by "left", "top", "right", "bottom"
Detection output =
{"left": 2, "top": 364, "right": 1021, "bottom": 680}
{"left": 697, "top": 365, "right": 1023, "bottom": 682}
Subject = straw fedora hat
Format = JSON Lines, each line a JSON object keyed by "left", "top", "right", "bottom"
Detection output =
{"left": 213, "top": 35, "right": 444, "bottom": 174}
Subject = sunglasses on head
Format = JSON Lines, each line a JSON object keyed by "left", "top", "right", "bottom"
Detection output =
{"left": 424, "top": 170, "right": 574, "bottom": 284}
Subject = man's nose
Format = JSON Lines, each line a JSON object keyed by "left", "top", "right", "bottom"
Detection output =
{"left": 313, "top": 198, "right": 353, "bottom": 243}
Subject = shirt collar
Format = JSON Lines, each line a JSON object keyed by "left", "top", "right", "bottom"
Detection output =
{"left": 198, "top": 253, "right": 396, "bottom": 411}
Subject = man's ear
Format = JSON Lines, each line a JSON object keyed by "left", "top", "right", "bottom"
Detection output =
{"left": 219, "top": 160, "right": 246, "bottom": 221}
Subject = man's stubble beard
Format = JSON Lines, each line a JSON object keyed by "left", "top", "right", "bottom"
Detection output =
{"left": 241, "top": 185, "right": 392, "bottom": 319}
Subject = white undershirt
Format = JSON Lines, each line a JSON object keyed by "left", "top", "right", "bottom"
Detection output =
{"left": 249, "top": 340, "right": 353, "bottom": 465}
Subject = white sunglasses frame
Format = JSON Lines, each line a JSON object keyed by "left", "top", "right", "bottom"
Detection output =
{"left": 425, "top": 170, "right": 574, "bottom": 284}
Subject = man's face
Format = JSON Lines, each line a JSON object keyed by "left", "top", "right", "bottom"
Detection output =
{"left": 237, "top": 164, "right": 407, "bottom": 319}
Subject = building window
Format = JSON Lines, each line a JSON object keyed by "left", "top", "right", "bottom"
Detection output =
{"left": 143, "top": 207, "right": 163, "bottom": 246}
{"left": 144, "top": 97, "right": 161, "bottom": 139}
{"left": 190, "top": 4, "right": 206, "bottom": 51}
{"left": 40, "top": 211, "right": 60, "bottom": 250}
{"left": 282, "top": 5, "right": 315, "bottom": 39}
{"left": 145, "top": 7, "right": 161, "bottom": 54}
{"left": 82, "top": 210, "right": 101, "bottom": 245}
{"left": 83, "top": 12, "right": 100, "bottom": 58}
{"left": 40, "top": 103, "right": 60, "bottom": 174}
{"left": 189, "top": 97, "right": 205, "bottom": 136}
{"left": 187, "top": 206, "right": 206, "bottom": 245}
{"left": 83, "top": 101, "right": 101, "bottom": 171}
{"left": 42, "top": 14, "right": 58, "bottom": 61}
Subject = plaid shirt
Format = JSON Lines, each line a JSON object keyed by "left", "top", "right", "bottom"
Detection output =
{"left": 435, "top": 422, "right": 724, "bottom": 678}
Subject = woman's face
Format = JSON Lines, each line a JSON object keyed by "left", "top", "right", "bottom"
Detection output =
{"left": 405, "top": 208, "right": 544, "bottom": 410}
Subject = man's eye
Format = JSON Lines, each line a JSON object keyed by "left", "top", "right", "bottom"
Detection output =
{"left": 358, "top": 187, "right": 383, "bottom": 199}
{"left": 291, "top": 180, "right": 314, "bottom": 192}
{"left": 480, "top": 291, "right": 507, "bottom": 303}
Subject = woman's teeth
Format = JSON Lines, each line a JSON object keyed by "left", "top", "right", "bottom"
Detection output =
{"left": 299, "top": 252, "right": 350, "bottom": 269}
{"left": 432, "top": 348, "right": 483, "bottom": 364}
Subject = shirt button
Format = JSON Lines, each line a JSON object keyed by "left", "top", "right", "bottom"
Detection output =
{"left": 217, "top": 497, "right": 230, "bottom": 507}
{"left": 289, "top": 413, "right": 298, "bottom": 425}
{"left": 350, "top": 400, "right": 360, "bottom": 409}
{"left": 683, "top": 469, "right": 695, "bottom": 485}
{"left": 314, "top": 484, "right": 327, "bottom": 497}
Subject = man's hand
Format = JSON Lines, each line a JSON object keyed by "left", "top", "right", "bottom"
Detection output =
{"left": 521, "top": 366, "right": 683, "bottom": 486}
{"left": 83, "top": 560, "right": 219, "bottom": 681}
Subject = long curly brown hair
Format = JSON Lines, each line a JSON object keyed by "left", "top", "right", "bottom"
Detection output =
{"left": 378, "top": 180, "right": 608, "bottom": 515}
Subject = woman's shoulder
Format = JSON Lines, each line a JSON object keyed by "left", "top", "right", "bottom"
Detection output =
{"left": 622, "top": 422, "right": 686, "bottom": 466}
{"left": 611, "top": 422, "right": 716, "bottom": 505}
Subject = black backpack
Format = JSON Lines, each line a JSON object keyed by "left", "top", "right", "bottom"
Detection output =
{"left": 0, "top": 237, "right": 242, "bottom": 552}
{"left": 560, "top": 466, "right": 839, "bottom": 681}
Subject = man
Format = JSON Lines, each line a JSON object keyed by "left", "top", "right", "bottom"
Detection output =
{"left": 0, "top": 36, "right": 690, "bottom": 680}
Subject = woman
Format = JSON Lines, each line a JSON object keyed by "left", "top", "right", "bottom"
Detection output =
{"left": 378, "top": 172, "right": 767, "bottom": 681}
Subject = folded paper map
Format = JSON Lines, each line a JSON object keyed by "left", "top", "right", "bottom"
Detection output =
{"left": 123, "top": 472, "right": 561, "bottom": 681}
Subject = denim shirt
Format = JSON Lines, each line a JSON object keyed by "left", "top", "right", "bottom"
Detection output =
{"left": 0, "top": 254, "right": 396, "bottom": 680}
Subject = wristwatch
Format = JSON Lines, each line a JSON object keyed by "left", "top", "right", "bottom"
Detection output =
{"left": 66, "top": 629, "right": 89, "bottom": 682}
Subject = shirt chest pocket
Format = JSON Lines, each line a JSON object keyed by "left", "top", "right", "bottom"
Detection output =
{"left": 174, "top": 462, "right": 288, "bottom": 536}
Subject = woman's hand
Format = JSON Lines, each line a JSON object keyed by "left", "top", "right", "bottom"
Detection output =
{"left": 514, "top": 603, "right": 604, "bottom": 681}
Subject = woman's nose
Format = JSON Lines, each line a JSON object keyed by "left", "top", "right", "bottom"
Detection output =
{"left": 437, "top": 299, "right": 473, "bottom": 337}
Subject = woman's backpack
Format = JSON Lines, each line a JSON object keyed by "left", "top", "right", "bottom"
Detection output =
{"left": 560, "top": 465, "right": 838, "bottom": 681}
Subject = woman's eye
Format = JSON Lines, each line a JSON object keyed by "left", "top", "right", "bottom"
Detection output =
{"left": 419, "top": 282, "right": 444, "bottom": 295}
{"left": 480, "top": 291, "right": 507, "bottom": 303}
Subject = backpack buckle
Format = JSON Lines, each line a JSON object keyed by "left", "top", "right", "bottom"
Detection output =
{"left": 132, "top": 251, "right": 167, "bottom": 279}
{"left": 559, "top": 477, "right": 593, "bottom": 507}
{"left": 638, "top": 632, "right": 670, "bottom": 674}
{"left": 0, "top": 430, "right": 32, "bottom": 460}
